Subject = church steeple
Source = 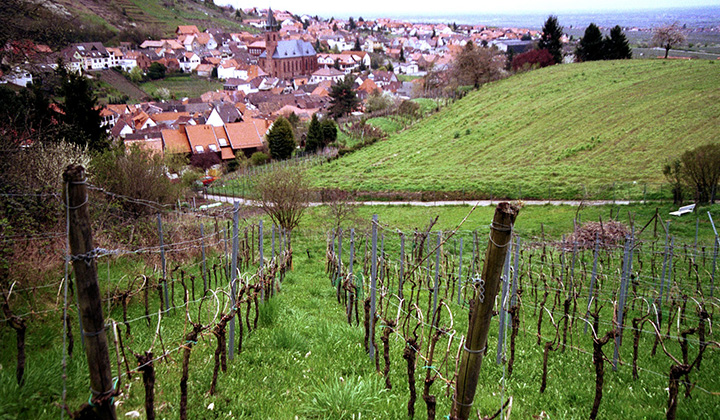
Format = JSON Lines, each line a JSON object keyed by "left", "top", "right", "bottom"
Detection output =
{"left": 263, "top": 7, "right": 280, "bottom": 77}
{"left": 265, "top": 7, "right": 280, "bottom": 32}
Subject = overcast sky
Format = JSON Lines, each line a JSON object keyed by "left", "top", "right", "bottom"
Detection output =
{"left": 214, "top": 0, "right": 717, "bottom": 19}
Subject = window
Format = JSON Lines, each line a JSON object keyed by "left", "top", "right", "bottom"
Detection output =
{"left": 195, "top": 145, "right": 204, "bottom": 153}
{"left": 208, "top": 144, "right": 219, "bottom": 152}
{"left": 218, "top": 138, "right": 228, "bottom": 147}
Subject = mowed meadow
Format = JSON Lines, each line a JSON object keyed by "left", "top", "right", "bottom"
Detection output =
{"left": 310, "top": 60, "right": 720, "bottom": 199}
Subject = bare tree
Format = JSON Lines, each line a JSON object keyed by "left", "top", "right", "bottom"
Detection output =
{"left": 450, "top": 42, "right": 505, "bottom": 89}
{"left": 321, "top": 188, "right": 361, "bottom": 232}
{"left": 652, "top": 23, "right": 686, "bottom": 59}
{"left": 680, "top": 143, "right": 720, "bottom": 204}
{"left": 256, "top": 166, "right": 312, "bottom": 233}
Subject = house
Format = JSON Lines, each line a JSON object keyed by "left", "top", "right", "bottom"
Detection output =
{"left": 179, "top": 52, "right": 201, "bottom": 73}
{"left": 196, "top": 63, "right": 215, "bottom": 77}
{"left": 123, "top": 130, "right": 164, "bottom": 155}
{"left": 216, "top": 59, "right": 249, "bottom": 80}
{"left": 63, "top": 43, "right": 116, "bottom": 71}
{"left": 119, "top": 51, "right": 151, "bottom": 72}
{"left": 394, "top": 62, "right": 419, "bottom": 75}
{"left": 206, "top": 103, "right": 243, "bottom": 127}
{"left": 492, "top": 39, "right": 534, "bottom": 54}
{"left": 309, "top": 67, "right": 345, "bottom": 84}
{"left": 186, "top": 124, "right": 223, "bottom": 155}
{"left": 222, "top": 119, "right": 268, "bottom": 156}
{"left": 248, "top": 40, "right": 266, "bottom": 56}
{"left": 160, "top": 119, "right": 267, "bottom": 159}
{"left": 161, "top": 127, "right": 193, "bottom": 155}
{"left": 1, "top": 67, "right": 33, "bottom": 87}
{"left": 195, "top": 33, "right": 218, "bottom": 51}
{"left": 369, "top": 70, "right": 398, "bottom": 87}
{"left": 176, "top": 25, "right": 201, "bottom": 37}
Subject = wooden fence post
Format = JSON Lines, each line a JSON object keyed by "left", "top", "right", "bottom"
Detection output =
{"left": 229, "top": 202, "right": 239, "bottom": 361}
{"left": 63, "top": 165, "right": 117, "bottom": 420}
{"left": 157, "top": 214, "right": 168, "bottom": 312}
{"left": 451, "top": 202, "right": 519, "bottom": 420}
{"left": 369, "top": 214, "right": 378, "bottom": 359}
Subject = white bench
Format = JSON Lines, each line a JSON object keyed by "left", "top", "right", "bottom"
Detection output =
{"left": 669, "top": 204, "right": 695, "bottom": 216}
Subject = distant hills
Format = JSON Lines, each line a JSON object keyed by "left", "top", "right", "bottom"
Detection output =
{"left": 310, "top": 60, "right": 720, "bottom": 199}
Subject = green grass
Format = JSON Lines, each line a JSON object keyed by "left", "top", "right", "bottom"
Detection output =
{"left": 3, "top": 203, "right": 719, "bottom": 419}
{"left": 310, "top": 60, "right": 720, "bottom": 200}
{"left": 140, "top": 74, "right": 223, "bottom": 100}
{"left": 366, "top": 116, "right": 403, "bottom": 134}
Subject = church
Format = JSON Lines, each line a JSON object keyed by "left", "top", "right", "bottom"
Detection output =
{"left": 258, "top": 9, "right": 318, "bottom": 79}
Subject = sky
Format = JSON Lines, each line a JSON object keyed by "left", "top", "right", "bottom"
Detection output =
{"left": 214, "top": 0, "right": 718, "bottom": 19}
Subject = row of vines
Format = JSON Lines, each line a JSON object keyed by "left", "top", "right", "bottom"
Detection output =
{"left": 325, "top": 213, "right": 720, "bottom": 419}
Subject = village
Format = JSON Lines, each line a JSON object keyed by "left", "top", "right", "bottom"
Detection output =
{"left": 0, "top": 7, "right": 541, "bottom": 163}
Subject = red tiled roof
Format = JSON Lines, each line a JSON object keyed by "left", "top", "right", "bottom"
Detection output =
{"left": 220, "top": 147, "right": 235, "bottom": 160}
{"left": 185, "top": 125, "right": 221, "bottom": 154}
{"left": 222, "top": 119, "right": 267, "bottom": 150}
{"left": 161, "top": 128, "right": 191, "bottom": 154}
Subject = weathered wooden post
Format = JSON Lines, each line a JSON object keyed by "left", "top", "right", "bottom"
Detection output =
{"left": 451, "top": 202, "right": 519, "bottom": 420}
{"left": 63, "top": 165, "right": 117, "bottom": 420}
{"left": 157, "top": 214, "right": 169, "bottom": 311}
{"left": 200, "top": 224, "right": 208, "bottom": 295}
{"left": 228, "top": 202, "right": 239, "bottom": 360}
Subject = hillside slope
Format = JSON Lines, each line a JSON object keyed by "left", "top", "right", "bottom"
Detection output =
{"left": 311, "top": 60, "right": 720, "bottom": 199}
{"left": 24, "top": 0, "right": 253, "bottom": 40}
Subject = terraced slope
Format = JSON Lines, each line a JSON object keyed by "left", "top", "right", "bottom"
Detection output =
{"left": 311, "top": 60, "right": 720, "bottom": 199}
{"left": 48, "top": 0, "right": 254, "bottom": 37}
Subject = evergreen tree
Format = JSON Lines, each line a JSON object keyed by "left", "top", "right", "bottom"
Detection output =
{"left": 348, "top": 17, "right": 356, "bottom": 30}
{"left": 605, "top": 25, "right": 632, "bottom": 59}
{"left": 320, "top": 119, "right": 337, "bottom": 144}
{"left": 354, "top": 37, "right": 361, "bottom": 51}
{"left": 305, "top": 114, "right": 323, "bottom": 152}
{"left": 575, "top": 23, "right": 605, "bottom": 62}
{"left": 147, "top": 62, "right": 166, "bottom": 80}
{"left": 538, "top": 15, "right": 564, "bottom": 65}
{"left": 267, "top": 116, "right": 295, "bottom": 160}
{"left": 59, "top": 71, "right": 108, "bottom": 153}
{"left": 287, "top": 112, "right": 300, "bottom": 128}
{"left": 400, "top": 47, "right": 405, "bottom": 62}
{"left": 329, "top": 75, "right": 359, "bottom": 119}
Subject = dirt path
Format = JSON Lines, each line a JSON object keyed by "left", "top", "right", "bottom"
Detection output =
{"left": 203, "top": 193, "right": 632, "bottom": 207}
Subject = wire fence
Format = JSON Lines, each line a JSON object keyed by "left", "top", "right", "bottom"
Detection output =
{"left": 324, "top": 212, "right": 720, "bottom": 418}
{"left": 2, "top": 184, "right": 719, "bottom": 419}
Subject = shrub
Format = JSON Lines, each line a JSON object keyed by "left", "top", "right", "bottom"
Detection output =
{"left": 511, "top": 49, "right": 555, "bottom": 72}
{"left": 91, "top": 144, "right": 182, "bottom": 218}
{"left": 227, "top": 151, "right": 248, "bottom": 172}
{"left": 189, "top": 152, "right": 220, "bottom": 171}
{"left": 250, "top": 151, "right": 269, "bottom": 166}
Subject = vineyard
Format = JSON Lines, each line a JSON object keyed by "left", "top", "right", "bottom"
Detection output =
{"left": 322, "top": 207, "right": 720, "bottom": 419}
{"left": 1, "top": 173, "right": 720, "bottom": 419}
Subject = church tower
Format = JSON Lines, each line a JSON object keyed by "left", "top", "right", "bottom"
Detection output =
{"left": 264, "top": 8, "right": 280, "bottom": 76}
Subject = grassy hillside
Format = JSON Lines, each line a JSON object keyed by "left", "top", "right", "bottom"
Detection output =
{"left": 311, "top": 60, "right": 720, "bottom": 200}
{"left": 33, "top": 0, "right": 255, "bottom": 41}
{"left": 140, "top": 73, "right": 223, "bottom": 100}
